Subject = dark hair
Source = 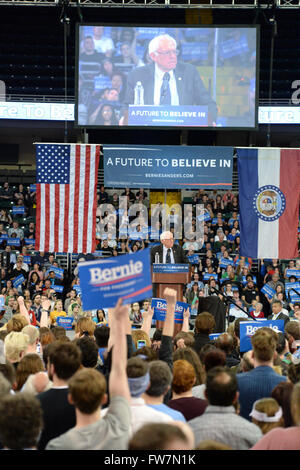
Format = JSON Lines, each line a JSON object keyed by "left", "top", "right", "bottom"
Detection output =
{"left": 199, "top": 344, "right": 217, "bottom": 363}
{"left": 0, "top": 393, "right": 43, "bottom": 449}
{"left": 94, "top": 325, "right": 110, "bottom": 348}
{"left": 276, "top": 332, "right": 287, "bottom": 355}
{"left": 173, "top": 347, "right": 205, "bottom": 386}
{"left": 206, "top": 366, "right": 237, "bottom": 407}
{"left": 287, "top": 363, "right": 300, "bottom": 385}
{"left": 48, "top": 341, "right": 82, "bottom": 380}
{"left": 203, "top": 349, "right": 227, "bottom": 372}
{"left": 271, "top": 381, "right": 294, "bottom": 428}
{"left": 285, "top": 322, "right": 300, "bottom": 341}
{"left": 152, "top": 329, "right": 162, "bottom": 342}
{"left": 195, "top": 312, "right": 216, "bottom": 335}
{"left": 128, "top": 423, "right": 188, "bottom": 451}
{"left": 233, "top": 318, "right": 250, "bottom": 339}
{"left": 131, "top": 347, "right": 158, "bottom": 363}
{"left": 215, "top": 333, "right": 235, "bottom": 355}
{"left": 127, "top": 356, "right": 149, "bottom": 378}
{"left": 146, "top": 360, "right": 172, "bottom": 397}
{"left": 0, "top": 361, "right": 16, "bottom": 387}
{"left": 74, "top": 336, "right": 99, "bottom": 368}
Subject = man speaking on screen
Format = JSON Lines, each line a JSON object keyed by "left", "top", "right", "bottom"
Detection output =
{"left": 124, "top": 34, "right": 218, "bottom": 123}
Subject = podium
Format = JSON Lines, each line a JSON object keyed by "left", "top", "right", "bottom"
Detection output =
{"left": 151, "top": 264, "right": 191, "bottom": 336}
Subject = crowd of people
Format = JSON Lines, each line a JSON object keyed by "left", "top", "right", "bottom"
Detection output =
{"left": 0, "top": 180, "right": 299, "bottom": 450}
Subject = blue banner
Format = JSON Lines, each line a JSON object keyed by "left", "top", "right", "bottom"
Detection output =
{"left": 188, "top": 254, "right": 200, "bottom": 265}
{"left": 261, "top": 284, "right": 276, "bottom": 299}
{"left": 285, "top": 282, "right": 300, "bottom": 302}
{"left": 25, "top": 238, "right": 35, "bottom": 245}
{"left": 103, "top": 145, "right": 233, "bottom": 189}
{"left": 7, "top": 237, "right": 20, "bottom": 246}
{"left": 209, "top": 333, "right": 222, "bottom": 341}
{"left": 13, "top": 274, "right": 25, "bottom": 288}
{"left": 240, "top": 320, "right": 284, "bottom": 353}
{"left": 78, "top": 248, "right": 152, "bottom": 310}
{"left": 23, "top": 256, "right": 31, "bottom": 264}
{"left": 152, "top": 264, "right": 189, "bottom": 274}
{"left": 219, "top": 258, "right": 234, "bottom": 268}
{"left": 47, "top": 266, "right": 64, "bottom": 280}
{"left": 151, "top": 298, "right": 190, "bottom": 324}
{"left": 30, "top": 184, "right": 36, "bottom": 192}
{"left": 56, "top": 316, "right": 74, "bottom": 330}
{"left": 12, "top": 206, "right": 25, "bottom": 215}
{"left": 242, "top": 275, "right": 257, "bottom": 285}
{"left": 286, "top": 269, "right": 300, "bottom": 279}
{"left": 203, "top": 273, "right": 218, "bottom": 281}
{"left": 52, "top": 285, "right": 64, "bottom": 293}
{"left": 73, "top": 285, "right": 82, "bottom": 296}
{"left": 128, "top": 105, "right": 209, "bottom": 127}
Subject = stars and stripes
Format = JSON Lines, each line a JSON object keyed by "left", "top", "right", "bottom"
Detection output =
{"left": 35, "top": 143, "right": 100, "bottom": 254}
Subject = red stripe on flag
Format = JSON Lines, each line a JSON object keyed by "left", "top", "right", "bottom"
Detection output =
{"left": 44, "top": 184, "right": 50, "bottom": 252}
{"left": 91, "top": 145, "right": 100, "bottom": 252}
{"left": 63, "top": 183, "right": 70, "bottom": 253}
{"left": 82, "top": 146, "right": 91, "bottom": 254}
{"left": 122, "top": 284, "right": 153, "bottom": 300}
{"left": 54, "top": 184, "right": 60, "bottom": 252}
{"left": 73, "top": 146, "right": 81, "bottom": 253}
{"left": 278, "top": 149, "right": 300, "bottom": 258}
{"left": 35, "top": 184, "right": 41, "bottom": 251}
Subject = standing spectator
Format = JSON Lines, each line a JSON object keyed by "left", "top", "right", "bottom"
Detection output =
{"left": 249, "top": 398, "right": 284, "bottom": 434}
{"left": 194, "top": 312, "right": 215, "bottom": 354}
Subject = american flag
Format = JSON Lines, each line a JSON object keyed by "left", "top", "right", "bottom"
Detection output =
{"left": 35, "top": 143, "right": 100, "bottom": 254}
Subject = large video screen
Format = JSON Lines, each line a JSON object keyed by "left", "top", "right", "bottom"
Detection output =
{"left": 76, "top": 25, "right": 258, "bottom": 129}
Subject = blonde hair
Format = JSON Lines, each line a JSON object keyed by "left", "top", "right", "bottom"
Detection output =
{"left": 75, "top": 317, "right": 95, "bottom": 337}
{"left": 251, "top": 398, "right": 284, "bottom": 434}
{"left": 6, "top": 314, "right": 29, "bottom": 333}
{"left": 22, "top": 325, "right": 39, "bottom": 345}
{"left": 4, "top": 331, "right": 30, "bottom": 362}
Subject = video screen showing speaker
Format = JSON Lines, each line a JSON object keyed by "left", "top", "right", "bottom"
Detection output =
{"left": 76, "top": 25, "right": 258, "bottom": 129}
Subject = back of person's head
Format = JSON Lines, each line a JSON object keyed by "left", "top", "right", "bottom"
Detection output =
{"left": 145, "top": 360, "right": 172, "bottom": 397}
{"left": 195, "top": 312, "right": 215, "bottom": 335}
{"left": 127, "top": 356, "right": 150, "bottom": 397}
{"left": 251, "top": 327, "right": 278, "bottom": 362}
{"left": 285, "top": 321, "right": 300, "bottom": 341}
{"left": 0, "top": 393, "right": 43, "bottom": 449}
{"left": 196, "top": 440, "right": 232, "bottom": 450}
{"left": 51, "top": 326, "right": 67, "bottom": 340}
{"left": 173, "top": 332, "right": 195, "bottom": 349}
{"left": 172, "top": 359, "right": 196, "bottom": 394}
{"left": 240, "top": 350, "right": 255, "bottom": 372}
{"left": 131, "top": 330, "right": 151, "bottom": 349}
{"left": 47, "top": 341, "right": 82, "bottom": 381}
{"left": 173, "top": 347, "right": 205, "bottom": 386}
{"left": 68, "top": 368, "right": 107, "bottom": 414}
{"left": 271, "top": 381, "right": 294, "bottom": 428}
{"left": 4, "top": 331, "right": 30, "bottom": 363}
{"left": 6, "top": 314, "right": 29, "bottom": 333}
{"left": 128, "top": 423, "right": 191, "bottom": 451}
{"left": 249, "top": 398, "right": 284, "bottom": 434}
{"left": 40, "top": 331, "right": 56, "bottom": 348}
{"left": 75, "top": 317, "right": 95, "bottom": 338}
{"left": 288, "top": 362, "right": 300, "bottom": 384}
{"left": 199, "top": 343, "right": 217, "bottom": 363}
{"left": 0, "top": 361, "right": 16, "bottom": 387}
{"left": 22, "top": 371, "right": 52, "bottom": 395}
{"left": 131, "top": 346, "right": 158, "bottom": 362}
{"left": 0, "top": 372, "right": 11, "bottom": 396}
{"left": 202, "top": 349, "right": 226, "bottom": 372}
{"left": 233, "top": 317, "right": 250, "bottom": 339}
{"left": 205, "top": 366, "right": 238, "bottom": 407}
{"left": 74, "top": 336, "right": 99, "bottom": 368}
{"left": 215, "top": 333, "right": 235, "bottom": 355}
{"left": 22, "top": 325, "right": 39, "bottom": 346}
{"left": 276, "top": 331, "right": 288, "bottom": 355}
{"left": 94, "top": 325, "right": 110, "bottom": 348}
{"left": 291, "top": 382, "right": 300, "bottom": 426}
{"left": 15, "top": 353, "right": 44, "bottom": 391}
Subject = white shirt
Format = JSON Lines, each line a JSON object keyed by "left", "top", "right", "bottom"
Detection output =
{"left": 93, "top": 37, "right": 114, "bottom": 54}
{"left": 153, "top": 65, "right": 179, "bottom": 106}
{"left": 163, "top": 245, "right": 175, "bottom": 264}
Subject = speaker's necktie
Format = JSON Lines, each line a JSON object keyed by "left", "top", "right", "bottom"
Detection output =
{"left": 160, "top": 72, "right": 171, "bottom": 105}
{"left": 166, "top": 248, "right": 171, "bottom": 264}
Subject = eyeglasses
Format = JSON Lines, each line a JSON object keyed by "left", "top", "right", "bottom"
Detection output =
{"left": 156, "top": 49, "right": 179, "bottom": 57}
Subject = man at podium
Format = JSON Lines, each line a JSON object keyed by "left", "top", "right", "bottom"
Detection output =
{"left": 150, "top": 231, "right": 188, "bottom": 264}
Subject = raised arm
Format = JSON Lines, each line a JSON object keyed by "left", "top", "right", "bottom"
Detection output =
{"left": 17, "top": 296, "right": 30, "bottom": 324}
{"left": 40, "top": 298, "right": 51, "bottom": 328}
{"left": 162, "top": 287, "right": 177, "bottom": 338}
{"left": 181, "top": 307, "right": 190, "bottom": 333}
{"left": 140, "top": 306, "right": 154, "bottom": 336}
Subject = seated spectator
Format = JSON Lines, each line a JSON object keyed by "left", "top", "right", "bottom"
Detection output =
{"left": 268, "top": 299, "right": 290, "bottom": 326}
{"left": 142, "top": 360, "right": 186, "bottom": 422}
{"left": 249, "top": 301, "right": 264, "bottom": 319}
{"left": 8, "top": 220, "right": 24, "bottom": 240}
{"left": 0, "top": 394, "right": 43, "bottom": 450}
{"left": 252, "top": 382, "right": 300, "bottom": 450}
{"left": 189, "top": 366, "right": 262, "bottom": 449}
{"left": 236, "top": 327, "right": 287, "bottom": 420}
{"left": 50, "top": 299, "right": 67, "bottom": 326}
{"left": 249, "top": 398, "right": 284, "bottom": 434}
{"left": 168, "top": 359, "right": 207, "bottom": 421}
{"left": 37, "top": 341, "right": 82, "bottom": 450}
{"left": 128, "top": 422, "right": 193, "bottom": 451}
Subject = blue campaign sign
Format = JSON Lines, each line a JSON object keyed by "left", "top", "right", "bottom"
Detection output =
{"left": 219, "top": 258, "right": 234, "bottom": 268}
{"left": 52, "top": 285, "right": 64, "bottom": 293}
{"left": 73, "top": 285, "right": 82, "bottom": 295}
{"left": 151, "top": 298, "right": 190, "bottom": 324}
{"left": 128, "top": 106, "right": 208, "bottom": 127}
{"left": 240, "top": 320, "right": 284, "bottom": 353}
{"left": 25, "top": 238, "right": 35, "bottom": 245}
{"left": 12, "top": 206, "right": 25, "bottom": 215}
{"left": 286, "top": 282, "right": 300, "bottom": 303}
{"left": 0, "top": 297, "right": 5, "bottom": 310}
{"left": 48, "top": 266, "right": 64, "bottom": 280}
{"left": 152, "top": 264, "right": 189, "bottom": 274}
{"left": 261, "top": 284, "right": 276, "bottom": 299}
{"left": 23, "top": 256, "right": 31, "bottom": 264}
{"left": 30, "top": 184, "right": 36, "bottom": 192}
{"left": 94, "top": 75, "right": 112, "bottom": 91}
{"left": 181, "top": 42, "right": 208, "bottom": 62}
{"left": 103, "top": 145, "right": 233, "bottom": 190}
{"left": 7, "top": 237, "right": 20, "bottom": 246}
{"left": 56, "top": 316, "right": 74, "bottom": 330}
{"left": 242, "top": 275, "right": 257, "bottom": 285}
{"left": 203, "top": 273, "right": 218, "bottom": 281}
{"left": 286, "top": 269, "right": 300, "bottom": 279}
{"left": 13, "top": 274, "right": 25, "bottom": 288}
{"left": 209, "top": 333, "right": 222, "bottom": 341}
{"left": 188, "top": 255, "right": 200, "bottom": 265}
{"left": 78, "top": 248, "right": 153, "bottom": 310}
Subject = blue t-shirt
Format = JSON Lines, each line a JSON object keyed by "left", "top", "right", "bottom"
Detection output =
{"left": 147, "top": 403, "right": 186, "bottom": 422}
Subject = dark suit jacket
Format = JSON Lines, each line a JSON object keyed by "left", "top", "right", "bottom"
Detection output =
{"left": 150, "top": 243, "right": 188, "bottom": 265}
{"left": 267, "top": 312, "right": 290, "bottom": 326}
{"left": 125, "top": 61, "right": 218, "bottom": 122}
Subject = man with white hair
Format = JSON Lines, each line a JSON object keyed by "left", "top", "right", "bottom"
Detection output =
{"left": 150, "top": 230, "right": 188, "bottom": 264}
{"left": 125, "top": 33, "right": 217, "bottom": 122}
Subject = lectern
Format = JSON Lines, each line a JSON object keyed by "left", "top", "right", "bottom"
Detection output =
{"left": 151, "top": 264, "right": 191, "bottom": 335}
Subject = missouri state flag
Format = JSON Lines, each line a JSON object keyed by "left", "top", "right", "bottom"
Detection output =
{"left": 237, "top": 148, "right": 300, "bottom": 259}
